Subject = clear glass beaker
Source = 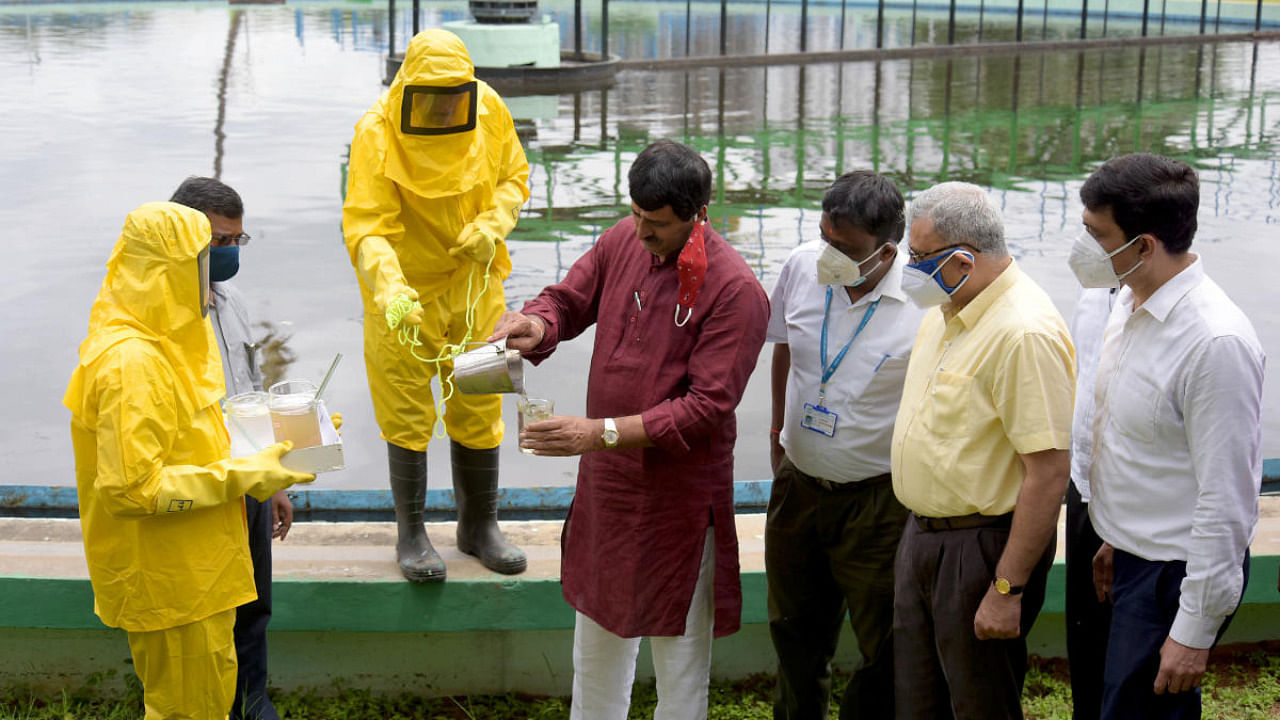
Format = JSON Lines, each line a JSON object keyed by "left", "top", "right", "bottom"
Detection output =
{"left": 225, "top": 391, "right": 275, "bottom": 458}
{"left": 268, "top": 379, "right": 322, "bottom": 449}
{"left": 517, "top": 397, "right": 554, "bottom": 455}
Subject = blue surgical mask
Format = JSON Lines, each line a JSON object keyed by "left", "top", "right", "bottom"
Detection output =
{"left": 209, "top": 244, "right": 240, "bottom": 282}
{"left": 902, "top": 247, "right": 971, "bottom": 307}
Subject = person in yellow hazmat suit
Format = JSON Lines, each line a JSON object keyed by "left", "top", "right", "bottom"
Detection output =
{"left": 64, "top": 202, "right": 315, "bottom": 720}
{"left": 343, "top": 28, "right": 530, "bottom": 582}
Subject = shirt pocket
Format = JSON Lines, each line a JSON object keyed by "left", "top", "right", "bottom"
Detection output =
{"left": 920, "top": 370, "right": 973, "bottom": 439}
{"left": 850, "top": 354, "right": 910, "bottom": 414}
{"left": 1106, "top": 370, "right": 1159, "bottom": 443}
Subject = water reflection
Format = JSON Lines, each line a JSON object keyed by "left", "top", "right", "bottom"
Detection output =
{"left": 214, "top": 10, "right": 244, "bottom": 180}
{"left": 257, "top": 321, "right": 298, "bottom": 390}
{"left": 1, "top": 2, "right": 1277, "bottom": 492}
{"left": 515, "top": 44, "right": 1277, "bottom": 245}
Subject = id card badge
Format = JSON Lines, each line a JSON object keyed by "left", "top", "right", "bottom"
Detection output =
{"left": 801, "top": 403, "right": 838, "bottom": 437}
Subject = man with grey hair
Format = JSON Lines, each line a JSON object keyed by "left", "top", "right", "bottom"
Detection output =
{"left": 891, "top": 182, "right": 1075, "bottom": 718}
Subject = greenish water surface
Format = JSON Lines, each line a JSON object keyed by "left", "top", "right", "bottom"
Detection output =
{"left": 2, "top": 2, "right": 1277, "bottom": 489}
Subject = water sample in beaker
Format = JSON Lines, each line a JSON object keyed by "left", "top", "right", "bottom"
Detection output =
{"left": 268, "top": 379, "right": 323, "bottom": 449}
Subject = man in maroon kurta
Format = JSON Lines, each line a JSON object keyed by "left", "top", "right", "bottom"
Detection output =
{"left": 490, "top": 140, "right": 769, "bottom": 719}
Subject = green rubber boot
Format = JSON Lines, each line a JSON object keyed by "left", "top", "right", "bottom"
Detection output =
{"left": 387, "top": 442, "right": 446, "bottom": 583}
{"left": 450, "top": 441, "right": 527, "bottom": 575}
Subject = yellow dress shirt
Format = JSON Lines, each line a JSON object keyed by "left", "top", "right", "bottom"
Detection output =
{"left": 891, "top": 260, "right": 1076, "bottom": 517}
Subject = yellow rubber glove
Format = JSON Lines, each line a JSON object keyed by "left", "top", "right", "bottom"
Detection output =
{"left": 356, "top": 235, "right": 424, "bottom": 327}
{"left": 152, "top": 442, "right": 316, "bottom": 514}
{"left": 330, "top": 412, "right": 343, "bottom": 436}
{"left": 448, "top": 223, "right": 498, "bottom": 265}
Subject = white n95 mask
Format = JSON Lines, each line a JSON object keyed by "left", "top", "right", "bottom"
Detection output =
{"left": 1068, "top": 232, "right": 1143, "bottom": 289}
{"left": 816, "top": 242, "right": 887, "bottom": 287}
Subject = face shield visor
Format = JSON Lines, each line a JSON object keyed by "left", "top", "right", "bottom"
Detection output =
{"left": 400, "top": 82, "right": 478, "bottom": 136}
{"left": 197, "top": 244, "right": 211, "bottom": 318}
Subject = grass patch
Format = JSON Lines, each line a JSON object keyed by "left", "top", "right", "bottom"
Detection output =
{"left": 2, "top": 646, "right": 1279, "bottom": 719}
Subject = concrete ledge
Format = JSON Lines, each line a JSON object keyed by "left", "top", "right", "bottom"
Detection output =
{"left": 2, "top": 494, "right": 1277, "bottom": 697}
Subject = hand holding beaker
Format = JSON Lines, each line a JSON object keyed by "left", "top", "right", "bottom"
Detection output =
{"left": 517, "top": 397, "right": 554, "bottom": 455}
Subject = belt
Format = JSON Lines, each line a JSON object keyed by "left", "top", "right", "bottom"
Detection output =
{"left": 912, "top": 511, "right": 1013, "bottom": 532}
{"left": 804, "top": 472, "right": 892, "bottom": 493}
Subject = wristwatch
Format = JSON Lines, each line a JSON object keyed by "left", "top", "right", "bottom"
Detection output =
{"left": 602, "top": 418, "right": 620, "bottom": 449}
{"left": 993, "top": 577, "right": 1025, "bottom": 596}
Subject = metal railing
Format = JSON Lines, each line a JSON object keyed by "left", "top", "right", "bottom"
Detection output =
{"left": 385, "top": 0, "right": 1280, "bottom": 61}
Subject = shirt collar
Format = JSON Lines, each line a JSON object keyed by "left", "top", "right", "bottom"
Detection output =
{"left": 949, "top": 258, "right": 1020, "bottom": 329}
{"left": 877, "top": 249, "right": 909, "bottom": 304}
{"left": 1130, "top": 255, "right": 1203, "bottom": 323}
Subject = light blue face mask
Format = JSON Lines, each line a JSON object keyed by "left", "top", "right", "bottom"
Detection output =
{"left": 209, "top": 244, "right": 240, "bottom": 282}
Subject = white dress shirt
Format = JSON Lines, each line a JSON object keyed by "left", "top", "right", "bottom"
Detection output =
{"left": 1089, "top": 258, "right": 1265, "bottom": 649}
{"left": 1069, "top": 287, "right": 1116, "bottom": 501}
{"left": 767, "top": 242, "right": 926, "bottom": 483}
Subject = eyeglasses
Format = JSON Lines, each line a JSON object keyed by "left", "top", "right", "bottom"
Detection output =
{"left": 907, "top": 242, "right": 972, "bottom": 264}
{"left": 211, "top": 232, "right": 251, "bottom": 247}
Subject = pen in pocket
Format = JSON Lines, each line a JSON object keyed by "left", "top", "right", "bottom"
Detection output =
{"left": 873, "top": 353, "right": 891, "bottom": 372}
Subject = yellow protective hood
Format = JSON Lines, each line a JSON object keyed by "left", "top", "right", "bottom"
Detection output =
{"left": 64, "top": 202, "right": 224, "bottom": 421}
{"left": 375, "top": 28, "right": 494, "bottom": 199}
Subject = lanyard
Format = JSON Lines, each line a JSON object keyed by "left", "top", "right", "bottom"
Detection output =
{"left": 819, "top": 286, "right": 880, "bottom": 405}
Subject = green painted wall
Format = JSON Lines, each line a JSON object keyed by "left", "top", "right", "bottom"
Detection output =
{"left": 3, "top": 557, "right": 1276, "bottom": 697}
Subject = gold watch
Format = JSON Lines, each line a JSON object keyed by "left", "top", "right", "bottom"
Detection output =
{"left": 993, "top": 577, "right": 1025, "bottom": 596}
{"left": 602, "top": 418, "right": 620, "bottom": 449}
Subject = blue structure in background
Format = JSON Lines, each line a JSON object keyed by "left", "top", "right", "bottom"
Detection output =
{"left": 2, "top": 462, "right": 1277, "bottom": 520}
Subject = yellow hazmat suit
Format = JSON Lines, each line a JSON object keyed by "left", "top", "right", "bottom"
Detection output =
{"left": 64, "top": 202, "right": 313, "bottom": 719}
{"left": 343, "top": 28, "right": 530, "bottom": 452}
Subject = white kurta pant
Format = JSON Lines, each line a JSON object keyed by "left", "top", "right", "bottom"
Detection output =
{"left": 570, "top": 528, "right": 716, "bottom": 720}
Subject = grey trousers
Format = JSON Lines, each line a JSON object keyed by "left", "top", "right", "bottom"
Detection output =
{"left": 892, "top": 515, "right": 1055, "bottom": 720}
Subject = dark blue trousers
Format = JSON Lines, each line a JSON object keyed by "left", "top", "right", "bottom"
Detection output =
{"left": 232, "top": 495, "right": 279, "bottom": 720}
{"left": 1100, "top": 549, "right": 1249, "bottom": 720}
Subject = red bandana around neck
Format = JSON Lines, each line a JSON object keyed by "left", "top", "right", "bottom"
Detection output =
{"left": 676, "top": 220, "right": 707, "bottom": 320}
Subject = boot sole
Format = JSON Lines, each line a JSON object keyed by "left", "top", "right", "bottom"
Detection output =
{"left": 400, "top": 565, "right": 448, "bottom": 583}
{"left": 456, "top": 543, "right": 528, "bottom": 575}
{"left": 397, "top": 546, "right": 447, "bottom": 583}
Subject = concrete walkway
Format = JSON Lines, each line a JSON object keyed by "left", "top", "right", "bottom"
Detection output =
{"left": 4, "top": 497, "right": 1278, "bottom": 583}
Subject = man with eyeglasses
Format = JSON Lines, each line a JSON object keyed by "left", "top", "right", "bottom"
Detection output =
{"left": 890, "top": 181, "right": 1076, "bottom": 719}
{"left": 171, "top": 176, "right": 288, "bottom": 720}
{"left": 1062, "top": 284, "right": 1115, "bottom": 720}
{"left": 763, "top": 170, "right": 924, "bottom": 719}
